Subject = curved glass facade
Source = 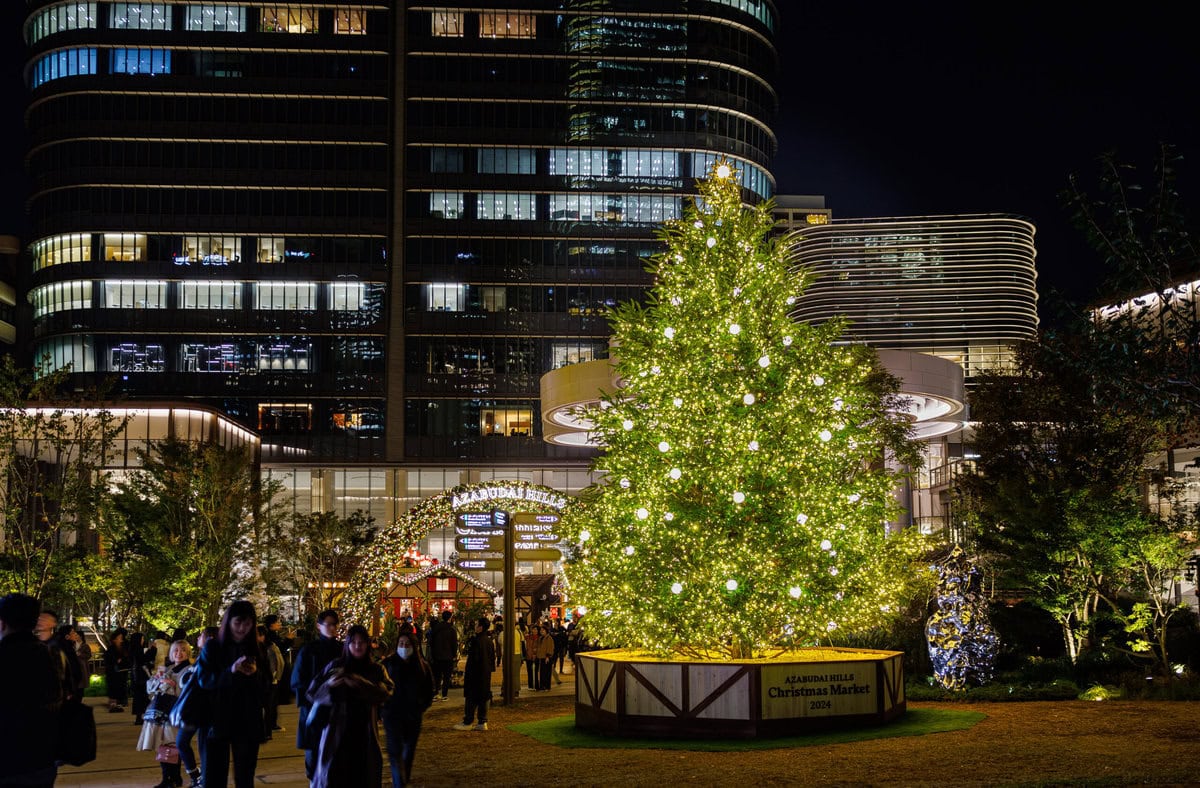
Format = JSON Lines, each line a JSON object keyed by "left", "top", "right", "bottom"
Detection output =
{"left": 402, "top": 1, "right": 779, "bottom": 461}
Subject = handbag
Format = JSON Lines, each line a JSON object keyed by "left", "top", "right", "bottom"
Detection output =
{"left": 56, "top": 700, "right": 97, "bottom": 767}
{"left": 144, "top": 691, "right": 177, "bottom": 723}
{"left": 155, "top": 743, "right": 180, "bottom": 764}
{"left": 168, "top": 669, "right": 210, "bottom": 729}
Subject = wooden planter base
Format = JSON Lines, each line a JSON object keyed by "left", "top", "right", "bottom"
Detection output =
{"left": 575, "top": 647, "right": 905, "bottom": 739}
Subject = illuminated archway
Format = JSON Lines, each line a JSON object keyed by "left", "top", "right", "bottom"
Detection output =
{"left": 341, "top": 479, "right": 574, "bottom": 627}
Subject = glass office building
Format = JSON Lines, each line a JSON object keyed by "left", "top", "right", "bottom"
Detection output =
{"left": 22, "top": 1, "right": 779, "bottom": 488}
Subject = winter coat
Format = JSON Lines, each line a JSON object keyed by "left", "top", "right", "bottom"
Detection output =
{"left": 137, "top": 661, "right": 189, "bottom": 751}
{"left": 290, "top": 635, "right": 342, "bottom": 751}
{"left": 0, "top": 631, "right": 61, "bottom": 782}
{"left": 104, "top": 641, "right": 131, "bottom": 698}
{"left": 427, "top": 619, "right": 458, "bottom": 662}
{"left": 535, "top": 633, "right": 554, "bottom": 661}
{"left": 195, "top": 637, "right": 269, "bottom": 743}
{"left": 462, "top": 632, "right": 495, "bottom": 703}
{"left": 381, "top": 652, "right": 434, "bottom": 726}
{"left": 306, "top": 657, "right": 393, "bottom": 788}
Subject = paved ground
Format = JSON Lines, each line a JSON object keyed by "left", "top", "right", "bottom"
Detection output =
{"left": 58, "top": 666, "right": 575, "bottom": 787}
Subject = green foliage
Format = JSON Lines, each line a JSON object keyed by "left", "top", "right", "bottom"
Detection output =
{"left": 1078, "top": 684, "right": 1121, "bottom": 701}
{"left": 265, "top": 509, "right": 376, "bottom": 616}
{"left": 906, "top": 678, "right": 1080, "bottom": 702}
{"left": 560, "top": 162, "right": 926, "bottom": 658}
{"left": 0, "top": 356, "right": 127, "bottom": 605}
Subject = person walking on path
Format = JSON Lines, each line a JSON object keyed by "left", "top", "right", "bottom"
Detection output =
{"left": 196, "top": 600, "right": 270, "bottom": 788}
{"left": 381, "top": 624, "right": 434, "bottom": 787}
{"left": 453, "top": 617, "right": 495, "bottom": 732}
{"left": 257, "top": 625, "right": 284, "bottom": 739}
{"left": 137, "top": 640, "right": 191, "bottom": 788}
{"left": 0, "top": 593, "right": 61, "bottom": 788}
{"left": 426, "top": 610, "right": 457, "bottom": 702}
{"left": 306, "top": 624, "right": 393, "bottom": 788}
{"left": 290, "top": 609, "right": 343, "bottom": 782}
{"left": 176, "top": 626, "right": 217, "bottom": 788}
{"left": 105, "top": 627, "right": 131, "bottom": 713}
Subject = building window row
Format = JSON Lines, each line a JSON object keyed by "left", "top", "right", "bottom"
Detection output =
{"left": 431, "top": 10, "right": 535, "bottom": 39}
{"left": 28, "top": 3, "right": 369, "bottom": 42}
{"left": 31, "top": 48, "right": 98, "bottom": 89}
{"left": 32, "top": 233, "right": 386, "bottom": 270}
{"left": 406, "top": 400, "right": 536, "bottom": 440}
{"left": 30, "top": 279, "right": 382, "bottom": 316}
{"left": 412, "top": 284, "right": 633, "bottom": 316}
{"left": 424, "top": 192, "right": 682, "bottom": 224}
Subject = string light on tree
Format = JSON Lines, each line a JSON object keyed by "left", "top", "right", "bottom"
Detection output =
{"left": 559, "top": 159, "right": 925, "bottom": 659}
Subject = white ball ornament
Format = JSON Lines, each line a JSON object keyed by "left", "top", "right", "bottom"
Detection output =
{"left": 664, "top": 327, "right": 675, "bottom": 339}
{"left": 579, "top": 530, "right": 591, "bottom": 542}
{"left": 820, "top": 539, "right": 832, "bottom": 551}
{"left": 729, "top": 323, "right": 741, "bottom": 335}
{"left": 813, "top": 375, "right": 825, "bottom": 386}
{"left": 782, "top": 336, "right": 793, "bottom": 346}
{"left": 671, "top": 296, "right": 682, "bottom": 306}
{"left": 671, "top": 582, "right": 683, "bottom": 594}
{"left": 743, "top": 393, "right": 756, "bottom": 405}
{"left": 651, "top": 365, "right": 661, "bottom": 375}
{"left": 663, "top": 512, "right": 674, "bottom": 521}
{"left": 733, "top": 287, "right": 742, "bottom": 297}
{"left": 826, "top": 621, "right": 838, "bottom": 632}
{"left": 758, "top": 355, "right": 770, "bottom": 368}
{"left": 747, "top": 440, "right": 759, "bottom": 451}
{"left": 829, "top": 567, "right": 839, "bottom": 576}
{"left": 669, "top": 468, "right": 682, "bottom": 480}
{"left": 624, "top": 545, "right": 635, "bottom": 556}
{"left": 786, "top": 296, "right": 796, "bottom": 305}
{"left": 622, "top": 419, "right": 634, "bottom": 431}
{"left": 658, "top": 441, "right": 670, "bottom": 452}
{"left": 693, "top": 220, "right": 704, "bottom": 229}
{"left": 600, "top": 400, "right": 612, "bottom": 410}
{"left": 673, "top": 397, "right": 683, "bottom": 408}
{"left": 706, "top": 237, "right": 716, "bottom": 248}
{"left": 619, "top": 478, "right": 631, "bottom": 489}
{"left": 636, "top": 507, "right": 649, "bottom": 520}
{"left": 848, "top": 493, "right": 861, "bottom": 503}
{"left": 796, "top": 513, "right": 808, "bottom": 525}
{"left": 833, "top": 397, "right": 844, "bottom": 411}
{"left": 732, "top": 491, "right": 746, "bottom": 504}
{"left": 819, "top": 429, "right": 833, "bottom": 442}
{"left": 789, "top": 586, "right": 802, "bottom": 599}
{"left": 725, "top": 579, "right": 739, "bottom": 591}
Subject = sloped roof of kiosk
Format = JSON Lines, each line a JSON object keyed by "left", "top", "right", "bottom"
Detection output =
{"left": 385, "top": 564, "right": 499, "bottom": 597}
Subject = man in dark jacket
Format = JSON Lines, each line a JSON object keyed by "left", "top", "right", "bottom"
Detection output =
{"left": 426, "top": 610, "right": 458, "bottom": 702}
{"left": 453, "top": 617, "right": 495, "bottom": 732}
{"left": 290, "top": 609, "right": 343, "bottom": 780}
{"left": 0, "top": 593, "right": 61, "bottom": 787}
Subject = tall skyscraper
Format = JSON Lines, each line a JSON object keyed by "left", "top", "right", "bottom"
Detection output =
{"left": 22, "top": 1, "right": 780, "bottom": 477}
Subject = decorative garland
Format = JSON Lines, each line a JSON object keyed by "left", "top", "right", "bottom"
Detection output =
{"left": 341, "top": 479, "right": 576, "bottom": 627}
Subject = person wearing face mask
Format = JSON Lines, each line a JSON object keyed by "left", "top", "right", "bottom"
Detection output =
{"left": 196, "top": 600, "right": 270, "bottom": 788}
{"left": 306, "top": 624, "right": 393, "bottom": 788}
{"left": 381, "top": 624, "right": 434, "bottom": 787}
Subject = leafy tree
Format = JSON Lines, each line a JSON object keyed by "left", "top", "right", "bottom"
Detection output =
{"left": 560, "top": 162, "right": 926, "bottom": 659}
{"left": 0, "top": 357, "right": 126, "bottom": 602}
{"left": 105, "top": 438, "right": 280, "bottom": 630}
{"left": 268, "top": 510, "right": 376, "bottom": 615}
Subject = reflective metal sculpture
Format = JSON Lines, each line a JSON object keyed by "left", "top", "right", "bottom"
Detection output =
{"left": 926, "top": 545, "right": 998, "bottom": 690}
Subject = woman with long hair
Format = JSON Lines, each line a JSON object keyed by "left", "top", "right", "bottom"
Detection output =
{"left": 105, "top": 628, "right": 131, "bottom": 713}
{"left": 306, "top": 624, "right": 393, "bottom": 788}
{"left": 196, "top": 601, "right": 269, "bottom": 788}
{"left": 130, "top": 631, "right": 150, "bottom": 724}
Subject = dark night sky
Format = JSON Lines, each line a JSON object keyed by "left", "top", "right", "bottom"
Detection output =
{"left": 2, "top": 4, "right": 1197, "bottom": 314}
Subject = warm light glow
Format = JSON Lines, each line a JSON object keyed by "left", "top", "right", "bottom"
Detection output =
{"left": 715, "top": 164, "right": 732, "bottom": 179}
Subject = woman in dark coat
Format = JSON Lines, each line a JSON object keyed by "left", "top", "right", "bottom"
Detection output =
{"left": 454, "top": 617, "right": 495, "bottom": 731}
{"left": 130, "top": 631, "right": 151, "bottom": 723}
{"left": 307, "top": 624, "right": 393, "bottom": 788}
{"left": 196, "top": 600, "right": 270, "bottom": 788}
{"left": 381, "top": 624, "right": 434, "bottom": 787}
{"left": 105, "top": 628, "right": 131, "bottom": 712}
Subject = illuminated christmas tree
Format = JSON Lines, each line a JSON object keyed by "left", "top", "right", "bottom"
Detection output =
{"left": 562, "top": 162, "right": 924, "bottom": 658}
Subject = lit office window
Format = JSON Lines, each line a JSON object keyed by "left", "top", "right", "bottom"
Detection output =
{"left": 477, "top": 148, "right": 536, "bottom": 174}
{"left": 110, "top": 48, "right": 172, "bottom": 75}
{"left": 260, "top": 5, "right": 318, "bottom": 33}
{"left": 480, "top": 286, "right": 506, "bottom": 312}
{"left": 26, "top": 3, "right": 97, "bottom": 45}
{"left": 103, "top": 280, "right": 168, "bottom": 309}
{"left": 426, "top": 284, "right": 465, "bottom": 311}
{"left": 429, "top": 192, "right": 464, "bottom": 219}
{"left": 331, "top": 282, "right": 365, "bottom": 310}
{"left": 108, "top": 342, "right": 166, "bottom": 372}
{"left": 430, "top": 148, "right": 464, "bottom": 173}
{"left": 30, "top": 281, "right": 92, "bottom": 318}
{"left": 479, "top": 11, "right": 535, "bottom": 39}
{"left": 182, "top": 342, "right": 245, "bottom": 372}
{"left": 257, "top": 340, "right": 311, "bottom": 371}
{"left": 333, "top": 7, "right": 366, "bottom": 34}
{"left": 431, "top": 10, "right": 463, "bottom": 37}
{"left": 550, "top": 341, "right": 606, "bottom": 369}
{"left": 549, "top": 194, "right": 680, "bottom": 223}
{"left": 185, "top": 4, "right": 246, "bottom": 31}
{"left": 109, "top": 3, "right": 172, "bottom": 29}
{"left": 36, "top": 336, "right": 97, "bottom": 374}
{"left": 481, "top": 407, "right": 532, "bottom": 437}
{"left": 477, "top": 193, "right": 536, "bottom": 221}
{"left": 30, "top": 48, "right": 97, "bottom": 88}
{"left": 177, "top": 236, "right": 240, "bottom": 266}
{"left": 258, "top": 402, "right": 312, "bottom": 432}
{"left": 256, "top": 282, "right": 317, "bottom": 310}
{"left": 31, "top": 234, "right": 91, "bottom": 271}
{"left": 549, "top": 148, "right": 679, "bottom": 179}
{"left": 180, "top": 281, "right": 242, "bottom": 309}
{"left": 102, "top": 233, "right": 147, "bottom": 262}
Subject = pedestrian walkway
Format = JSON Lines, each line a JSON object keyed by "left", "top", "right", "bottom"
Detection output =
{"left": 57, "top": 666, "right": 575, "bottom": 787}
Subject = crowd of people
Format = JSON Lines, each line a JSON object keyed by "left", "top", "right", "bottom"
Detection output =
{"left": 0, "top": 593, "right": 591, "bottom": 788}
